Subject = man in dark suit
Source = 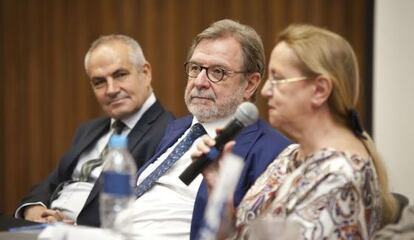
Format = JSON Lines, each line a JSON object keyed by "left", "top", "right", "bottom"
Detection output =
{"left": 126, "top": 19, "right": 291, "bottom": 239}
{"left": 14, "top": 35, "right": 173, "bottom": 225}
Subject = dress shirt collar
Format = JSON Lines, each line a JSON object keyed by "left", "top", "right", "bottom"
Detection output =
{"left": 110, "top": 93, "right": 156, "bottom": 130}
{"left": 192, "top": 114, "right": 233, "bottom": 139}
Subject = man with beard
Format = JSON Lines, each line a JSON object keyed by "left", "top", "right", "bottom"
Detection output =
{"left": 126, "top": 19, "right": 291, "bottom": 240}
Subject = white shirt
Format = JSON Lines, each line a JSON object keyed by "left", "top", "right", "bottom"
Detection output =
{"left": 129, "top": 116, "right": 232, "bottom": 240}
{"left": 15, "top": 93, "right": 157, "bottom": 220}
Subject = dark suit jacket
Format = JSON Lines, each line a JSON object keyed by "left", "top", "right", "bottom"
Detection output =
{"left": 136, "top": 115, "right": 291, "bottom": 240}
{"left": 17, "top": 100, "right": 173, "bottom": 227}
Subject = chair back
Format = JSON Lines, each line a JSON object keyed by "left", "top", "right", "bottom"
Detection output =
{"left": 392, "top": 192, "right": 409, "bottom": 222}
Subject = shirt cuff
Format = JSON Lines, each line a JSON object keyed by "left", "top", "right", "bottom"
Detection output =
{"left": 14, "top": 202, "right": 47, "bottom": 218}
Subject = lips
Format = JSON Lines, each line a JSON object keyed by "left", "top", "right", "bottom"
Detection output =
{"left": 191, "top": 96, "right": 215, "bottom": 102}
{"left": 267, "top": 103, "right": 275, "bottom": 111}
{"left": 108, "top": 97, "right": 128, "bottom": 105}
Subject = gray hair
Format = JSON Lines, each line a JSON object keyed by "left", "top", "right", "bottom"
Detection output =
{"left": 187, "top": 19, "right": 265, "bottom": 79}
{"left": 84, "top": 34, "right": 147, "bottom": 71}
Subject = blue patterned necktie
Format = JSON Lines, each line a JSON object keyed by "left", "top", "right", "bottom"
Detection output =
{"left": 135, "top": 123, "right": 206, "bottom": 198}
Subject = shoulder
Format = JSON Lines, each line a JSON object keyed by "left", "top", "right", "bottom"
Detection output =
{"left": 283, "top": 149, "right": 380, "bottom": 210}
{"left": 137, "top": 100, "right": 174, "bottom": 127}
{"left": 307, "top": 149, "right": 375, "bottom": 179}
{"left": 278, "top": 144, "right": 300, "bottom": 158}
{"left": 234, "top": 119, "right": 291, "bottom": 168}
{"left": 148, "top": 100, "right": 174, "bottom": 118}
{"left": 241, "top": 119, "right": 291, "bottom": 157}
{"left": 256, "top": 119, "right": 292, "bottom": 146}
{"left": 76, "top": 116, "right": 109, "bottom": 132}
{"left": 164, "top": 115, "right": 193, "bottom": 132}
{"left": 154, "top": 115, "right": 192, "bottom": 149}
{"left": 299, "top": 149, "right": 379, "bottom": 201}
{"left": 255, "top": 119, "right": 290, "bottom": 142}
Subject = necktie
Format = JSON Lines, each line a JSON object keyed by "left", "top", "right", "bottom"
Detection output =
{"left": 135, "top": 123, "right": 206, "bottom": 198}
{"left": 79, "top": 120, "right": 126, "bottom": 182}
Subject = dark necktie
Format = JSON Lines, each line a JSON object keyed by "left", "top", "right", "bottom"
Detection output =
{"left": 79, "top": 120, "right": 126, "bottom": 182}
{"left": 135, "top": 123, "right": 206, "bottom": 198}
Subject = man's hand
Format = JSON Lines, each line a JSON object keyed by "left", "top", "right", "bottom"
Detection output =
{"left": 191, "top": 133, "right": 235, "bottom": 194}
{"left": 23, "top": 205, "right": 74, "bottom": 224}
{"left": 40, "top": 209, "right": 67, "bottom": 223}
{"left": 23, "top": 205, "right": 48, "bottom": 223}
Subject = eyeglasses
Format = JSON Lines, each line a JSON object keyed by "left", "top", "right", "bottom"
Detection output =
{"left": 266, "top": 76, "right": 308, "bottom": 87}
{"left": 184, "top": 62, "right": 247, "bottom": 83}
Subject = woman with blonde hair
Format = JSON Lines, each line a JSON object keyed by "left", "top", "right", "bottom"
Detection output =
{"left": 192, "top": 24, "right": 397, "bottom": 239}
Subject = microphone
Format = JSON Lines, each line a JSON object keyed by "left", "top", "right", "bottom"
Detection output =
{"left": 179, "top": 102, "right": 259, "bottom": 185}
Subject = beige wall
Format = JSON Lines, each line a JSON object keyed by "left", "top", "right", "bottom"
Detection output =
{"left": 374, "top": 0, "right": 414, "bottom": 202}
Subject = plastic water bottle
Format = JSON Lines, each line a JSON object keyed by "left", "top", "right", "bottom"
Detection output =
{"left": 100, "top": 135, "right": 137, "bottom": 232}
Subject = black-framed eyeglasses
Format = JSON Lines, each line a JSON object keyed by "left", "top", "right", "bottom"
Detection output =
{"left": 184, "top": 62, "right": 248, "bottom": 83}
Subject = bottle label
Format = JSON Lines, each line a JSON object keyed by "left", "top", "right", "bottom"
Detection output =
{"left": 102, "top": 171, "right": 131, "bottom": 196}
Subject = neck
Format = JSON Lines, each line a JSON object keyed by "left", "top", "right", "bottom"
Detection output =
{"left": 289, "top": 108, "right": 366, "bottom": 159}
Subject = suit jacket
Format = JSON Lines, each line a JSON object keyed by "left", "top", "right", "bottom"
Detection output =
{"left": 17, "top": 100, "right": 173, "bottom": 226}
{"left": 136, "top": 115, "right": 291, "bottom": 240}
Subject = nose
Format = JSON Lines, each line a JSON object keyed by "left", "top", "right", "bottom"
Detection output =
{"left": 106, "top": 78, "right": 120, "bottom": 96}
{"left": 192, "top": 69, "right": 211, "bottom": 88}
{"left": 261, "top": 80, "right": 273, "bottom": 98}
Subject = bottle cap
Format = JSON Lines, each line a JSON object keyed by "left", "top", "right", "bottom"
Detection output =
{"left": 109, "top": 135, "right": 128, "bottom": 148}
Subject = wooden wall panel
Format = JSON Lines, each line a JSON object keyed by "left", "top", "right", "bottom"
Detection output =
{"left": 0, "top": 0, "right": 4, "bottom": 213}
{"left": 0, "top": 0, "right": 373, "bottom": 214}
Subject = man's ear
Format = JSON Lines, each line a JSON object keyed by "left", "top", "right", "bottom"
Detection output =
{"left": 243, "top": 72, "right": 261, "bottom": 100}
{"left": 141, "top": 62, "right": 152, "bottom": 83}
{"left": 311, "top": 75, "right": 332, "bottom": 107}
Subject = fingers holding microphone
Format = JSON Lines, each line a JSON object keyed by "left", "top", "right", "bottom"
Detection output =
{"left": 191, "top": 135, "right": 216, "bottom": 159}
{"left": 180, "top": 102, "right": 258, "bottom": 185}
{"left": 191, "top": 133, "right": 235, "bottom": 193}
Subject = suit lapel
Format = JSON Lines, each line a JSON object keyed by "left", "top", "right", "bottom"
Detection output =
{"left": 62, "top": 119, "right": 110, "bottom": 179}
{"left": 127, "top": 101, "right": 163, "bottom": 153}
{"left": 137, "top": 116, "right": 193, "bottom": 176}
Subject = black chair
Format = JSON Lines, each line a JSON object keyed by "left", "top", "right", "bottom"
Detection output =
{"left": 392, "top": 192, "right": 409, "bottom": 222}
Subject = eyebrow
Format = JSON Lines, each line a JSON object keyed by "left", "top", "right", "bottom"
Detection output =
{"left": 112, "top": 68, "right": 129, "bottom": 75}
{"left": 189, "top": 60, "right": 231, "bottom": 69}
{"left": 92, "top": 67, "right": 129, "bottom": 78}
{"left": 269, "top": 69, "right": 284, "bottom": 78}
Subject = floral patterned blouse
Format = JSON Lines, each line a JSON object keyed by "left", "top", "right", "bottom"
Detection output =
{"left": 233, "top": 144, "right": 382, "bottom": 239}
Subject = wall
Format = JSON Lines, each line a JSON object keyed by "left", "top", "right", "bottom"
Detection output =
{"left": 0, "top": 0, "right": 373, "bottom": 214}
{"left": 374, "top": 0, "right": 414, "bottom": 202}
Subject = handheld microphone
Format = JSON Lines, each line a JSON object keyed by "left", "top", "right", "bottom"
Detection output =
{"left": 179, "top": 102, "right": 259, "bottom": 185}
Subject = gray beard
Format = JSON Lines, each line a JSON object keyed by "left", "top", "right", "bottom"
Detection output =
{"left": 185, "top": 89, "right": 244, "bottom": 123}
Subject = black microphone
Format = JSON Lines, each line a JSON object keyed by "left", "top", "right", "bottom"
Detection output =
{"left": 179, "top": 102, "right": 259, "bottom": 185}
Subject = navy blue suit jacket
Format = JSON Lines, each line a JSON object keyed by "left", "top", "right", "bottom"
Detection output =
{"left": 17, "top": 101, "right": 173, "bottom": 226}
{"left": 136, "top": 115, "right": 291, "bottom": 239}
